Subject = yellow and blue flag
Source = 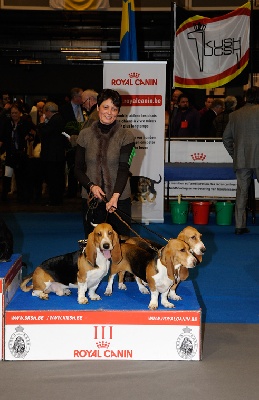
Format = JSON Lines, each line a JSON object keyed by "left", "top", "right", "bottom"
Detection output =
{"left": 120, "top": 0, "right": 137, "bottom": 61}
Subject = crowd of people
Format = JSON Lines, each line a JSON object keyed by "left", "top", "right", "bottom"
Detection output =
{"left": 0, "top": 88, "right": 135, "bottom": 239}
{"left": 0, "top": 85, "right": 257, "bottom": 237}
{"left": 0, "top": 87, "right": 100, "bottom": 206}
{"left": 165, "top": 89, "right": 240, "bottom": 138}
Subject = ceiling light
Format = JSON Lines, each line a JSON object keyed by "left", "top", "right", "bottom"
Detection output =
{"left": 66, "top": 55, "right": 101, "bottom": 61}
{"left": 61, "top": 47, "right": 101, "bottom": 53}
{"left": 19, "top": 59, "right": 42, "bottom": 65}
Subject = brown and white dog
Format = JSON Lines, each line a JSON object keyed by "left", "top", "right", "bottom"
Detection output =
{"left": 20, "top": 223, "right": 116, "bottom": 303}
{"left": 77, "top": 223, "right": 116, "bottom": 304}
{"left": 105, "top": 234, "right": 197, "bottom": 310}
{"left": 168, "top": 226, "right": 205, "bottom": 302}
{"left": 121, "top": 226, "right": 206, "bottom": 303}
{"left": 20, "top": 250, "right": 79, "bottom": 300}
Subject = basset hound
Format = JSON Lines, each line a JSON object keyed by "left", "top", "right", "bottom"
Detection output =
{"left": 77, "top": 223, "right": 117, "bottom": 304}
{"left": 107, "top": 226, "right": 206, "bottom": 308}
{"left": 20, "top": 223, "right": 117, "bottom": 303}
{"left": 168, "top": 226, "right": 206, "bottom": 302}
{"left": 20, "top": 250, "right": 80, "bottom": 300}
{"left": 105, "top": 234, "right": 197, "bottom": 310}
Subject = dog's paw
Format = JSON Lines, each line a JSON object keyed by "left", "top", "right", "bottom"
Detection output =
{"left": 168, "top": 292, "right": 182, "bottom": 301}
{"left": 89, "top": 294, "right": 101, "bottom": 301}
{"left": 104, "top": 288, "right": 112, "bottom": 296}
{"left": 161, "top": 300, "right": 175, "bottom": 309}
{"left": 148, "top": 301, "right": 158, "bottom": 310}
{"left": 140, "top": 286, "right": 150, "bottom": 295}
{"left": 32, "top": 290, "right": 49, "bottom": 300}
{"left": 63, "top": 288, "right": 71, "bottom": 296}
{"left": 78, "top": 296, "right": 88, "bottom": 305}
{"left": 118, "top": 283, "right": 127, "bottom": 290}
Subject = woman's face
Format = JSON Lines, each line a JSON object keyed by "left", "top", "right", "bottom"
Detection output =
{"left": 11, "top": 107, "right": 22, "bottom": 123}
{"left": 97, "top": 98, "right": 119, "bottom": 125}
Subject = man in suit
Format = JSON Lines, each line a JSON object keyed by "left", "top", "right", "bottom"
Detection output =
{"left": 81, "top": 89, "right": 99, "bottom": 129}
{"left": 59, "top": 87, "right": 84, "bottom": 198}
{"left": 199, "top": 98, "right": 224, "bottom": 137}
{"left": 223, "top": 86, "right": 259, "bottom": 235}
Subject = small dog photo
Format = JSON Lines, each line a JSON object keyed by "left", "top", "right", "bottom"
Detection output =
{"left": 130, "top": 174, "right": 162, "bottom": 203}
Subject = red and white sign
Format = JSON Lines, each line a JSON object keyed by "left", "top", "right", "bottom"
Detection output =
{"left": 5, "top": 309, "right": 201, "bottom": 361}
{"left": 0, "top": 254, "right": 22, "bottom": 360}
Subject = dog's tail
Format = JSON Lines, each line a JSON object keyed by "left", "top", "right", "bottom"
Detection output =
{"left": 154, "top": 174, "right": 162, "bottom": 184}
{"left": 20, "top": 273, "right": 33, "bottom": 292}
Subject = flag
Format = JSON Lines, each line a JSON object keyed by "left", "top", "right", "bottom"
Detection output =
{"left": 173, "top": 2, "right": 251, "bottom": 89}
{"left": 119, "top": 0, "right": 137, "bottom": 61}
{"left": 49, "top": 0, "right": 109, "bottom": 10}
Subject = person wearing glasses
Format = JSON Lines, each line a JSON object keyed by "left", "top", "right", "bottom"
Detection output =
{"left": 74, "top": 88, "right": 135, "bottom": 239}
{"left": 81, "top": 89, "right": 99, "bottom": 129}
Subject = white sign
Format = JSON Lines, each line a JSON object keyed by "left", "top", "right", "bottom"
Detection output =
{"left": 103, "top": 61, "right": 166, "bottom": 223}
{"left": 165, "top": 141, "right": 233, "bottom": 163}
{"left": 5, "top": 310, "right": 201, "bottom": 361}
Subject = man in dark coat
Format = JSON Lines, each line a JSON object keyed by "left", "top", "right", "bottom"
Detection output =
{"left": 59, "top": 87, "right": 85, "bottom": 198}
{"left": 38, "top": 102, "right": 68, "bottom": 206}
{"left": 223, "top": 86, "right": 259, "bottom": 234}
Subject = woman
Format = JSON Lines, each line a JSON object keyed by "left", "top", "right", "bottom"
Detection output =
{"left": 74, "top": 89, "right": 135, "bottom": 239}
{"left": 0, "top": 103, "right": 35, "bottom": 202}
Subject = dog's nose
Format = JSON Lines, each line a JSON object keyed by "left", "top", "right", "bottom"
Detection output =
{"left": 103, "top": 242, "right": 110, "bottom": 250}
{"left": 201, "top": 247, "right": 206, "bottom": 253}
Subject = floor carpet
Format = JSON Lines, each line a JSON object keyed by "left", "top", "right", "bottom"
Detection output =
{"left": 3, "top": 211, "right": 259, "bottom": 324}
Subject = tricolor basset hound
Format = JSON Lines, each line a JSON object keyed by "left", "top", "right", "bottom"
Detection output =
{"left": 107, "top": 226, "right": 206, "bottom": 308}
{"left": 20, "top": 223, "right": 117, "bottom": 303}
{"left": 77, "top": 223, "right": 116, "bottom": 304}
{"left": 168, "top": 226, "right": 205, "bottom": 302}
{"left": 105, "top": 234, "right": 197, "bottom": 310}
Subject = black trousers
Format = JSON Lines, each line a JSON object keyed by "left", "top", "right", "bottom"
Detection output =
{"left": 82, "top": 197, "right": 132, "bottom": 238}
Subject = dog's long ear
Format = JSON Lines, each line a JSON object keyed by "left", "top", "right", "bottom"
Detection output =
{"left": 193, "top": 253, "right": 202, "bottom": 264}
{"left": 179, "top": 266, "right": 189, "bottom": 281}
{"left": 160, "top": 247, "right": 175, "bottom": 280}
{"left": 111, "top": 231, "right": 122, "bottom": 264}
{"left": 177, "top": 230, "right": 186, "bottom": 242}
{"left": 85, "top": 232, "right": 97, "bottom": 266}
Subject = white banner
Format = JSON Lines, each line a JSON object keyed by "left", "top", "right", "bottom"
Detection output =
{"left": 165, "top": 141, "right": 233, "bottom": 163}
{"left": 103, "top": 61, "right": 166, "bottom": 223}
{"left": 5, "top": 307, "right": 201, "bottom": 361}
{"left": 173, "top": 2, "right": 251, "bottom": 88}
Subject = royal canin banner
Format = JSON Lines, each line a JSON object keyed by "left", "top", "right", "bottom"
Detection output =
{"left": 103, "top": 61, "right": 166, "bottom": 223}
{"left": 173, "top": 2, "right": 251, "bottom": 89}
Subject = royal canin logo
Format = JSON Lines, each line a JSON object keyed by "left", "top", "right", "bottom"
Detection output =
{"left": 111, "top": 72, "right": 158, "bottom": 86}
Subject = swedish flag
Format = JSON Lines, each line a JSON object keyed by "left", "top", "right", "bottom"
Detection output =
{"left": 119, "top": 0, "right": 137, "bottom": 61}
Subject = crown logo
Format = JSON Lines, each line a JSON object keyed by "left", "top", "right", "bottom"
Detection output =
{"left": 96, "top": 341, "right": 110, "bottom": 349}
{"left": 15, "top": 326, "right": 25, "bottom": 333}
{"left": 129, "top": 72, "right": 140, "bottom": 78}
{"left": 194, "top": 22, "right": 206, "bottom": 31}
{"left": 191, "top": 152, "right": 206, "bottom": 161}
{"left": 183, "top": 326, "right": 192, "bottom": 334}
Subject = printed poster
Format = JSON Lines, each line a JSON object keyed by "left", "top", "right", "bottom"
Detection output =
{"left": 103, "top": 61, "right": 166, "bottom": 223}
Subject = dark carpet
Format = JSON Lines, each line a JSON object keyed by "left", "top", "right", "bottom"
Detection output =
{"left": 3, "top": 211, "right": 259, "bottom": 324}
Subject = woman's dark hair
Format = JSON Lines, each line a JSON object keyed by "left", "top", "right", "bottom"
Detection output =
{"left": 97, "top": 89, "right": 122, "bottom": 110}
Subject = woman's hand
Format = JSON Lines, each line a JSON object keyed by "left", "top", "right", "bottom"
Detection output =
{"left": 90, "top": 185, "right": 106, "bottom": 201}
{"left": 106, "top": 193, "right": 120, "bottom": 213}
